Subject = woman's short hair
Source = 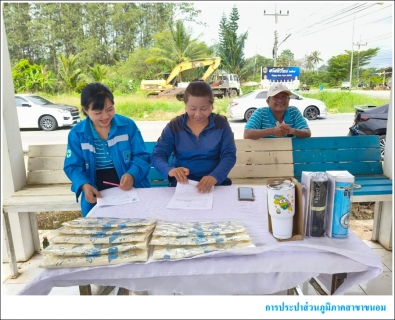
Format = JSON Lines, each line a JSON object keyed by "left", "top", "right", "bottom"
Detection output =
{"left": 183, "top": 79, "right": 214, "bottom": 105}
{"left": 81, "top": 83, "right": 114, "bottom": 116}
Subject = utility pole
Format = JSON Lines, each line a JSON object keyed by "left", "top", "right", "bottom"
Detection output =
{"left": 349, "top": 14, "right": 355, "bottom": 91}
{"left": 355, "top": 35, "right": 367, "bottom": 86}
{"left": 264, "top": 4, "right": 289, "bottom": 67}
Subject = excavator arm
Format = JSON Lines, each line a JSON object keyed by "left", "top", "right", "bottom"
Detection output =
{"left": 140, "top": 57, "right": 222, "bottom": 94}
{"left": 201, "top": 57, "right": 221, "bottom": 81}
{"left": 165, "top": 57, "right": 221, "bottom": 85}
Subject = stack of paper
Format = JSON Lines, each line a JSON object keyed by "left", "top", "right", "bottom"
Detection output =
{"left": 151, "top": 221, "right": 255, "bottom": 260}
{"left": 40, "top": 217, "right": 156, "bottom": 268}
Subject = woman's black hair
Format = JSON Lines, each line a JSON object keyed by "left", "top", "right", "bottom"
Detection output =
{"left": 183, "top": 79, "right": 214, "bottom": 105}
{"left": 80, "top": 83, "right": 114, "bottom": 116}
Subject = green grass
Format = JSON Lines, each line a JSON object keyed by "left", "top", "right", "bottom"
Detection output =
{"left": 301, "top": 91, "right": 388, "bottom": 113}
{"left": 42, "top": 91, "right": 389, "bottom": 120}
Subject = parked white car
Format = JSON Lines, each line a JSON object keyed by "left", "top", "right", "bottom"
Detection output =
{"left": 227, "top": 89, "right": 327, "bottom": 121}
{"left": 15, "top": 94, "right": 81, "bottom": 131}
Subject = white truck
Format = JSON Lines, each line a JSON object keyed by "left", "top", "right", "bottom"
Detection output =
{"left": 341, "top": 81, "right": 351, "bottom": 90}
{"left": 175, "top": 73, "right": 242, "bottom": 101}
{"left": 15, "top": 94, "right": 81, "bottom": 131}
{"left": 210, "top": 73, "right": 242, "bottom": 99}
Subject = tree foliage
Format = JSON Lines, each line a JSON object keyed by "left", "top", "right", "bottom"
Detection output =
{"left": 217, "top": 6, "right": 248, "bottom": 74}
{"left": 327, "top": 48, "right": 379, "bottom": 84}
{"left": 144, "top": 20, "right": 212, "bottom": 82}
{"left": 57, "top": 53, "right": 83, "bottom": 92}
{"left": 3, "top": 3, "right": 389, "bottom": 94}
{"left": 277, "top": 50, "right": 295, "bottom": 67}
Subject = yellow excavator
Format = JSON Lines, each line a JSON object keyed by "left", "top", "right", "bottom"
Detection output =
{"left": 140, "top": 57, "right": 222, "bottom": 97}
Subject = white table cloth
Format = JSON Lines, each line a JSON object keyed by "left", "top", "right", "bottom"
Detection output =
{"left": 19, "top": 186, "right": 382, "bottom": 295}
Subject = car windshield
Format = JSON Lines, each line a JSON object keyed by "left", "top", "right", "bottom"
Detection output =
{"left": 239, "top": 91, "right": 263, "bottom": 99}
{"left": 26, "top": 96, "right": 54, "bottom": 105}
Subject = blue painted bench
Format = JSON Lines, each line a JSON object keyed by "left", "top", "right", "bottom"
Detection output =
{"left": 145, "top": 141, "right": 170, "bottom": 187}
{"left": 292, "top": 136, "right": 392, "bottom": 202}
{"left": 226, "top": 136, "right": 392, "bottom": 202}
{"left": 227, "top": 136, "right": 392, "bottom": 250}
{"left": 3, "top": 137, "right": 392, "bottom": 280}
{"left": 3, "top": 137, "right": 392, "bottom": 296}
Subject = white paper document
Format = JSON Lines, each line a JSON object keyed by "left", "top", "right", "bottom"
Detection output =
{"left": 97, "top": 187, "right": 140, "bottom": 207}
{"left": 166, "top": 180, "right": 214, "bottom": 210}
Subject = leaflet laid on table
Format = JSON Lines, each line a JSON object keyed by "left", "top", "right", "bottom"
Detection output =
{"left": 97, "top": 187, "right": 140, "bottom": 207}
{"left": 166, "top": 180, "right": 214, "bottom": 210}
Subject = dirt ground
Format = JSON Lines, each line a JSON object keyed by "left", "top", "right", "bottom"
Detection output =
{"left": 36, "top": 203, "right": 375, "bottom": 240}
{"left": 349, "top": 202, "right": 374, "bottom": 240}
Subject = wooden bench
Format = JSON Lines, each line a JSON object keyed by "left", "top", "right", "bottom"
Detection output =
{"left": 228, "top": 138, "right": 293, "bottom": 184}
{"left": 229, "top": 135, "right": 392, "bottom": 233}
{"left": 2, "top": 136, "right": 392, "bottom": 292}
{"left": 2, "top": 143, "right": 169, "bottom": 281}
{"left": 229, "top": 136, "right": 392, "bottom": 199}
{"left": 228, "top": 135, "right": 392, "bottom": 294}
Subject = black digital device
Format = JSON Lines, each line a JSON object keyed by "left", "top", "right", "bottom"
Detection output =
{"left": 238, "top": 187, "right": 254, "bottom": 201}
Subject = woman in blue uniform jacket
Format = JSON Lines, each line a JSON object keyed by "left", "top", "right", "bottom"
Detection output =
{"left": 151, "top": 80, "right": 237, "bottom": 194}
{"left": 64, "top": 83, "right": 150, "bottom": 216}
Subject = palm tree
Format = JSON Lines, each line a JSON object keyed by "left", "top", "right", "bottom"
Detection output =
{"left": 57, "top": 53, "right": 83, "bottom": 93}
{"left": 305, "top": 55, "right": 315, "bottom": 72}
{"left": 87, "top": 64, "right": 108, "bottom": 82}
{"left": 145, "top": 20, "right": 209, "bottom": 82}
{"left": 310, "top": 51, "right": 323, "bottom": 75}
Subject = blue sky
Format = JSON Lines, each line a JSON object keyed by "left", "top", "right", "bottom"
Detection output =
{"left": 185, "top": 1, "right": 393, "bottom": 69}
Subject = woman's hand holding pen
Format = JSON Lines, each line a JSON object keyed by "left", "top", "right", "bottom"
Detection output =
{"left": 169, "top": 167, "right": 189, "bottom": 184}
{"left": 82, "top": 183, "right": 102, "bottom": 203}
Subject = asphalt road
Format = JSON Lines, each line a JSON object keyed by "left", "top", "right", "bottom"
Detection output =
{"left": 19, "top": 89, "right": 390, "bottom": 152}
{"left": 19, "top": 113, "right": 356, "bottom": 152}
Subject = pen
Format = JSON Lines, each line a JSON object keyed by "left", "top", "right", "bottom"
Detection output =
{"left": 103, "top": 181, "right": 120, "bottom": 187}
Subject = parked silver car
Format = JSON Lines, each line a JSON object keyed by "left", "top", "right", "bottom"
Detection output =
{"left": 15, "top": 94, "right": 81, "bottom": 131}
{"left": 227, "top": 89, "right": 327, "bottom": 121}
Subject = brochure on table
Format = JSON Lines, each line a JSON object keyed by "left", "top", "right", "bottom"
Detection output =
{"left": 166, "top": 179, "right": 214, "bottom": 209}
{"left": 97, "top": 187, "right": 140, "bottom": 207}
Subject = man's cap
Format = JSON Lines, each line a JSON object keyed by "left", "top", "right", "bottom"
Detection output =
{"left": 267, "top": 83, "right": 292, "bottom": 97}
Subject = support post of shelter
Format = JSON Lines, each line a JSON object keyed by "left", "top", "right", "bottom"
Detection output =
{"left": 377, "top": 89, "right": 393, "bottom": 250}
{"left": 2, "top": 13, "right": 36, "bottom": 264}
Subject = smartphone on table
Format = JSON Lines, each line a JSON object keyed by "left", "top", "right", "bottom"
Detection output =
{"left": 238, "top": 187, "right": 255, "bottom": 201}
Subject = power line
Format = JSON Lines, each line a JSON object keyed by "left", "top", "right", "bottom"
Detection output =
{"left": 363, "top": 35, "right": 392, "bottom": 42}
{"left": 286, "top": 2, "right": 373, "bottom": 36}
{"left": 288, "top": 3, "right": 391, "bottom": 41}
{"left": 358, "top": 15, "right": 392, "bottom": 27}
